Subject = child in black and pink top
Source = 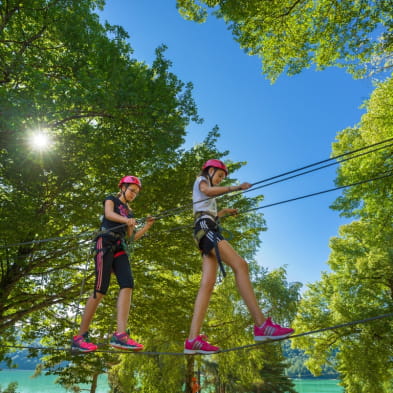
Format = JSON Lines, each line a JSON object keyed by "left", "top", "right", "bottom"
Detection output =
{"left": 72, "top": 176, "right": 154, "bottom": 352}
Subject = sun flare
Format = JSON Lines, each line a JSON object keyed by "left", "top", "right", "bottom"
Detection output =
{"left": 30, "top": 132, "right": 51, "bottom": 151}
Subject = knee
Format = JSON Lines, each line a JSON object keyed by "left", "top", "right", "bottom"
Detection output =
{"left": 200, "top": 277, "right": 216, "bottom": 294}
{"left": 233, "top": 258, "right": 249, "bottom": 275}
{"left": 90, "top": 292, "right": 104, "bottom": 304}
{"left": 93, "top": 292, "right": 104, "bottom": 300}
{"left": 120, "top": 287, "right": 132, "bottom": 295}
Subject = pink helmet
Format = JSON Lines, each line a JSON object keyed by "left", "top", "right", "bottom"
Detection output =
{"left": 202, "top": 159, "right": 228, "bottom": 175}
{"left": 118, "top": 175, "right": 142, "bottom": 189}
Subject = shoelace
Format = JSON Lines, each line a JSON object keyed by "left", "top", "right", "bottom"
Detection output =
{"left": 81, "top": 333, "right": 97, "bottom": 348}
{"left": 74, "top": 336, "right": 91, "bottom": 348}
{"left": 116, "top": 332, "right": 136, "bottom": 345}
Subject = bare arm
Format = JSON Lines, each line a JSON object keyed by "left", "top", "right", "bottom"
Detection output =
{"left": 199, "top": 179, "right": 252, "bottom": 197}
{"left": 134, "top": 216, "right": 155, "bottom": 241}
{"left": 217, "top": 208, "right": 238, "bottom": 218}
{"left": 199, "top": 180, "right": 251, "bottom": 218}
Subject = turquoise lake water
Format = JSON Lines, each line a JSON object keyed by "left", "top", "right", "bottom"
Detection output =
{"left": 0, "top": 369, "right": 343, "bottom": 392}
{"left": 293, "top": 378, "right": 343, "bottom": 392}
{"left": 0, "top": 370, "right": 109, "bottom": 393}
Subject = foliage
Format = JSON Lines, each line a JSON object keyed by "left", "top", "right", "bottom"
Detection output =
{"left": 2, "top": 337, "right": 340, "bottom": 381}
{"left": 292, "top": 76, "right": 393, "bottom": 392}
{"left": 176, "top": 0, "right": 393, "bottom": 81}
{"left": 283, "top": 343, "right": 339, "bottom": 379}
{"left": 0, "top": 0, "right": 198, "bottom": 387}
{"left": 0, "top": 383, "right": 19, "bottom": 393}
{"left": 198, "top": 351, "right": 297, "bottom": 393}
{"left": 0, "top": 1, "right": 301, "bottom": 392}
{"left": 109, "top": 264, "right": 300, "bottom": 393}
{"left": 197, "top": 266, "right": 299, "bottom": 393}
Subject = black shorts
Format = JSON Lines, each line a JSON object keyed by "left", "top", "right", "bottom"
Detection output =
{"left": 194, "top": 217, "right": 224, "bottom": 255}
{"left": 94, "top": 236, "right": 134, "bottom": 295}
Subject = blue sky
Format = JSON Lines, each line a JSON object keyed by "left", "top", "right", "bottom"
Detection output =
{"left": 100, "top": 1, "right": 374, "bottom": 288}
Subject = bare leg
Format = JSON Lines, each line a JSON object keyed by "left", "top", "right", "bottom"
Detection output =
{"left": 78, "top": 292, "right": 104, "bottom": 335}
{"left": 188, "top": 255, "right": 218, "bottom": 340}
{"left": 218, "top": 240, "right": 266, "bottom": 326}
{"left": 116, "top": 287, "right": 132, "bottom": 333}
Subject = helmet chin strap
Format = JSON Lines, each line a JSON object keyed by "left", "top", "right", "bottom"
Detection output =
{"left": 208, "top": 168, "right": 217, "bottom": 186}
{"left": 121, "top": 185, "right": 131, "bottom": 203}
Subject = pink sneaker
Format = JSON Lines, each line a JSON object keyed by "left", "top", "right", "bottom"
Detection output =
{"left": 254, "top": 317, "right": 294, "bottom": 341}
{"left": 184, "top": 335, "right": 220, "bottom": 354}
{"left": 110, "top": 331, "right": 144, "bottom": 351}
{"left": 71, "top": 332, "right": 98, "bottom": 353}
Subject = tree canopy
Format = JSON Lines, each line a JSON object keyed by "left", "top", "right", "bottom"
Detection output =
{"left": 292, "top": 76, "right": 393, "bottom": 393}
{"left": 1, "top": 0, "right": 199, "bottom": 353}
{"left": 0, "top": 1, "right": 299, "bottom": 392}
{"left": 176, "top": 0, "right": 393, "bottom": 81}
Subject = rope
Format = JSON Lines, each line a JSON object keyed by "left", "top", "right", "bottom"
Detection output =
{"left": 218, "top": 311, "right": 393, "bottom": 354}
{"left": 6, "top": 168, "right": 391, "bottom": 257}
{"left": 244, "top": 142, "right": 393, "bottom": 195}
{"left": 2, "top": 311, "right": 392, "bottom": 356}
{"left": 153, "top": 137, "right": 393, "bottom": 220}
{"left": 1, "top": 138, "right": 392, "bottom": 250}
{"left": 137, "top": 169, "right": 393, "bottom": 245}
{"left": 0, "top": 230, "right": 95, "bottom": 249}
{"left": 239, "top": 170, "right": 393, "bottom": 216}
{"left": 71, "top": 244, "right": 95, "bottom": 335}
{"left": 2, "top": 169, "right": 392, "bottom": 264}
{"left": 0, "top": 222, "right": 136, "bottom": 249}
{"left": 250, "top": 137, "right": 393, "bottom": 188}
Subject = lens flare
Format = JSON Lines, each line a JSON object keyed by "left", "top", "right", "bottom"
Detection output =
{"left": 30, "top": 132, "right": 50, "bottom": 150}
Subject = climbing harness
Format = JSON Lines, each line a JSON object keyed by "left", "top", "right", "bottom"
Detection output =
{"left": 90, "top": 227, "right": 136, "bottom": 298}
{"left": 194, "top": 212, "right": 226, "bottom": 278}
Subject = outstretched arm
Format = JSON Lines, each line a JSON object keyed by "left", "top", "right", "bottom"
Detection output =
{"left": 217, "top": 208, "right": 238, "bottom": 218}
{"left": 199, "top": 180, "right": 252, "bottom": 197}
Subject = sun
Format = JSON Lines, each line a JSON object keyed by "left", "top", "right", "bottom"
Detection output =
{"left": 30, "top": 132, "right": 51, "bottom": 151}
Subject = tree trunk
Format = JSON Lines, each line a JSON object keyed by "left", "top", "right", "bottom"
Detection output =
{"left": 185, "top": 356, "right": 195, "bottom": 393}
{"left": 90, "top": 372, "right": 99, "bottom": 393}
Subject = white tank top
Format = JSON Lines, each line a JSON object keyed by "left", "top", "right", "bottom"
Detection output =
{"left": 193, "top": 176, "right": 217, "bottom": 217}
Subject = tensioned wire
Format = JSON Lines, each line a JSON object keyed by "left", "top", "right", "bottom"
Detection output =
{"left": 4, "top": 169, "right": 391, "bottom": 330}
{"left": 1, "top": 311, "right": 392, "bottom": 356}
{"left": 148, "top": 136, "right": 393, "bottom": 221}
{"left": 1, "top": 145, "right": 391, "bottom": 365}
{"left": 242, "top": 141, "right": 393, "bottom": 196}
{"left": 1, "top": 136, "right": 393, "bottom": 250}
{"left": 6, "top": 168, "right": 390, "bottom": 275}
{"left": 136, "top": 168, "right": 393, "bottom": 244}
{"left": 4, "top": 166, "right": 393, "bottom": 261}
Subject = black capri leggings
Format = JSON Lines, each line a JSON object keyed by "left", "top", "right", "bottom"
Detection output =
{"left": 94, "top": 236, "right": 134, "bottom": 295}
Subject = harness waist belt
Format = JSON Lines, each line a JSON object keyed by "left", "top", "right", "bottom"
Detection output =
{"left": 100, "top": 227, "right": 123, "bottom": 239}
{"left": 193, "top": 212, "right": 226, "bottom": 278}
{"left": 194, "top": 211, "right": 217, "bottom": 222}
